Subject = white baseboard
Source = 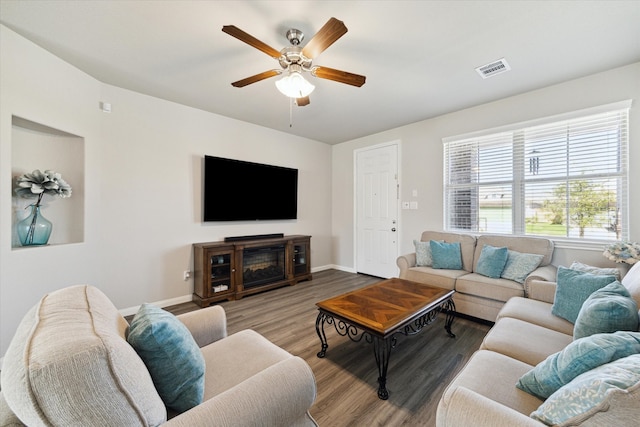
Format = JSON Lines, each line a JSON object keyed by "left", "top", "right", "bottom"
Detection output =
{"left": 118, "top": 294, "right": 194, "bottom": 317}
{"left": 318, "top": 264, "right": 357, "bottom": 274}
{"left": 119, "top": 264, "right": 346, "bottom": 316}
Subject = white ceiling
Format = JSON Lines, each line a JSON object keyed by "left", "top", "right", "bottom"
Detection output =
{"left": 1, "top": 1, "right": 639, "bottom": 145}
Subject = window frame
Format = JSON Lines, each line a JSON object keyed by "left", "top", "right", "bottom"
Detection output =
{"left": 442, "top": 100, "right": 631, "bottom": 249}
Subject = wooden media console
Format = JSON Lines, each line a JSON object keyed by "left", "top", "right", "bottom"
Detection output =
{"left": 192, "top": 235, "right": 311, "bottom": 307}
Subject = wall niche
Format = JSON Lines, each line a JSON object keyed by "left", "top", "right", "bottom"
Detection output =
{"left": 11, "top": 116, "right": 85, "bottom": 249}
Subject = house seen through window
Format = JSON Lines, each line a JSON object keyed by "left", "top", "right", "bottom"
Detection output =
{"left": 443, "top": 101, "right": 630, "bottom": 243}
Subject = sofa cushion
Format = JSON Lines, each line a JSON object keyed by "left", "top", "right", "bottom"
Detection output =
{"left": 431, "top": 240, "right": 462, "bottom": 270}
{"left": 570, "top": 261, "right": 621, "bottom": 280}
{"left": 420, "top": 231, "right": 476, "bottom": 272}
{"left": 414, "top": 239, "right": 434, "bottom": 266}
{"left": 501, "top": 251, "right": 544, "bottom": 284}
{"left": 496, "top": 297, "right": 573, "bottom": 335}
{"left": 497, "top": 297, "right": 574, "bottom": 336}
{"left": 1, "top": 285, "right": 166, "bottom": 426}
{"left": 440, "top": 350, "right": 543, "bottom": 417}
{"left": 530, "top": 354, "right": 640, "bottom": 425}
{"left": 573, "top": 281, "right": 639, "bottom": 339}
{"left": 475, "top": 234, "right": 554, "bottom": 267}
{"left": 476, "top": 245, "right": 509, "bottom": 278}
{"left": 201, "top": 329, "right": 294, "bottom": 398}
{"left": 551, "top": 266, "right": 617, "bottom": 323}
{"left": 516, "top": 331, "right": 640, "bottom": 399}
{"left": 481, "top": 317, "right": 572, "bottom": 367}
{"left": 455, "top": 273, "right": 524, "bottom": 303}
{"left": 127, "top": 303, "right": 205, "bottom": 413}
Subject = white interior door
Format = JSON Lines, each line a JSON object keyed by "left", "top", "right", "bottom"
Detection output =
{"left": 355, "top": 143, "right": 399, "bottom": 278}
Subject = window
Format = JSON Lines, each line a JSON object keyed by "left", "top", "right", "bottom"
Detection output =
{"left": 443, "top": 101, "right": 630, "bottom": 243}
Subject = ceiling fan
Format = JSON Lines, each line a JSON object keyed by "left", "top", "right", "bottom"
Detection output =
{"left": 222, "top": 17, "right": 366, "bottom": 107}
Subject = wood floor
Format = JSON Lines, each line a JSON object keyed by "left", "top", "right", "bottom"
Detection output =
{"left": 162, "top": 269, "right": 492, "bottom": 427}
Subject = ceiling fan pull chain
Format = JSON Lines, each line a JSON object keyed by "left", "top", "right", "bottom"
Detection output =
{"left": 289, "top": 97, "right": 293, "bottom": 128}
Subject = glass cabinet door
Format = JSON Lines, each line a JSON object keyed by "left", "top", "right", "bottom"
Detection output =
{"left": 293, "top": 244, "right": 308, "bottom": 276}
{"left": 209, "top": 252, "right": 232, "bottom": 295}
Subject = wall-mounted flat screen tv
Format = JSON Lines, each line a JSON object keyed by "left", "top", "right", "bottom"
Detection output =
{"left": 203, "top": 155, "right": 298, "bottom": 221}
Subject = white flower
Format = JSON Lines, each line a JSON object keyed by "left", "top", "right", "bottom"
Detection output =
{"left": 15, "top": 169, "right": 72, "bottom": 200}
{"left": 603, "top": 242, "right": 640, "bottom": 265}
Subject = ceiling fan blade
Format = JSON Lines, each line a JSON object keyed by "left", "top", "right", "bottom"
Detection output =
{"left": 296, "top": 96, "right": 310, "bottom": 107}
{"left": 222, "top": 25, "right": 282, "bottom": 59}
{"left": 301, "top": 17, "right": 348, "bottom": 59}
{"left": 312, "top": 66, "right": 366, "bottom": 87}
{"left": 231, "top": 70, "right": 281, "bottom": 87}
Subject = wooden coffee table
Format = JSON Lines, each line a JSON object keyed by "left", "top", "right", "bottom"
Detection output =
{"left": 315, "top": 277, "right": 455, "bottom": 399}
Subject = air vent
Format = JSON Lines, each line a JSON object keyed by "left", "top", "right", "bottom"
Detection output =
{"left": 476, "top": 58, "right": 511, "bottom": 79}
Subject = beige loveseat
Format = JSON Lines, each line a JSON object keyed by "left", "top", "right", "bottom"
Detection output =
{"left": 0, "top": 285, "right": 318, "bottom": 426}
{"left": 397, "top": 231, "right": 555, "bottom": 322}
{"left": 436, "top": 261, "right": 640, "bottom": 426}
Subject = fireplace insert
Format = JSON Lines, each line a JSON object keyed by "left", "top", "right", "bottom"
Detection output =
{"left": 242, "top": 244, "right": 286, "bottom": 288}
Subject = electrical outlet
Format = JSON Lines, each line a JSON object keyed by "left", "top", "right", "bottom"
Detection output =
{"left": 183, "top": 270, "right": 191, "bottom": 281}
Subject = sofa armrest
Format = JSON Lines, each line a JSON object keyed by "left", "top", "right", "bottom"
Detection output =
{"left": 523, "top": 264, "right": 557, "bottom": 299}
{"left": 437, "top": 387, "right": 542, "bottom": 427}
{"left": 397, "top": 253, "right": 417, "bottom": 277}
{"left": 526, "top": 280, "right": 557, "bottom": 304}
{"left": 176, "top": 305, "right": 227, "bottom": 348}
{"left": 165, "top": 356, "right": 318, "bottom": 427}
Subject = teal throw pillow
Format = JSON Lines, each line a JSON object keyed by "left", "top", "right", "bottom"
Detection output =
{"left": 127, "top": 303, "right": 205, "bottom": 413}
{"left": 516, "top": 331, "right": 640, "bottom": 399}
{"left": 475, "top": 244, "right": 509, "bottom": 278}
{"left": 501, "top": 250, "right": 544, "bottom": 284}
{"left": 430, "top": 241, "right": 462, "bottom": 270}
{"left": 414, "top": 240, "right": 433, "bottom": 267}
{"left": 551, "top": 267, "right": 617, "bottom": 323}
{"left": 573, "top": 281, "right": 639, "bottom": 340}
{"left": 530, "top": 354, "right": 640, "bottom": 425}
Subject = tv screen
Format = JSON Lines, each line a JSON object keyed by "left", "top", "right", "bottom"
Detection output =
{"left": 203, "top": 155, "right": 298, "bottom": 221}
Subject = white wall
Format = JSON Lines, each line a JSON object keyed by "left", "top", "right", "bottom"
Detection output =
{"left": 332, "top": 62, "right": 640, "bottom": 275}
{"left": 0, "top": 25, "right": 332, "bottom": 357}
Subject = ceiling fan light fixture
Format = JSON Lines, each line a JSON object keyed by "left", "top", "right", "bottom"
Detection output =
{"left": 275, "top": 68, "right": 315, "bottom": 98}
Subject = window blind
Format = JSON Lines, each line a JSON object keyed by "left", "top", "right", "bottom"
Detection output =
{"left": 443, "top": 102, "right": 630, "bottom": 242}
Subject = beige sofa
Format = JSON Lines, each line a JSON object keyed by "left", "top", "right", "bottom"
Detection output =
{"left": 436, "top": 261, "right": 640, "bottom": 426}
{"left": 0, "top": 285, "right": 318, "bottom": 426}
{"left": 397, "top": 231, "right": 555, "bottom": 322}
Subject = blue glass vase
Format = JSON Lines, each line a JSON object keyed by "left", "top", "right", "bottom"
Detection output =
{"left": 17, "top": 205, "right": 52, "bottom": 246}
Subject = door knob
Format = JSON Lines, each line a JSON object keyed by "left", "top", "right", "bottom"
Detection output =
{"left": 391, "top": 228, "right": 396, "bottom": 232}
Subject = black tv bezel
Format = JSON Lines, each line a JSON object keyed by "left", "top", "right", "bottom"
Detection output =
{"left": 203, "top": 155, "right": 298, "bottom": 222}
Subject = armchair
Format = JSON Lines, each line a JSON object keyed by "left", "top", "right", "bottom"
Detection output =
{"left": 0, "top": 285, "right": 318, "bottom": 426}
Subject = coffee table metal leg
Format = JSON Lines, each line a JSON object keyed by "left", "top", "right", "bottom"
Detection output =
{"left": 444, "top": 299, "right": 456, "bottom": 338}
{"left": 373, "top": 337, "right": 393, "bottom": 400}
{"left": 315, "top": 312, "right": 329, "bottom": 358}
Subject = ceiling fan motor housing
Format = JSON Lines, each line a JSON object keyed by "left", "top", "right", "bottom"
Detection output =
{"left": 279, "top": 45, "right": 312, "bottom": 70}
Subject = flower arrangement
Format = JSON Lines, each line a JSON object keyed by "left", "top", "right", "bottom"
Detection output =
{"left": 14, "top": 169, "right": 72, "bottom": 245}
{"left": 15, "top": 169, "right": 72, "bottom": 204}
{"left": 603, "top": 241, "right": 640, "bottom": 265}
